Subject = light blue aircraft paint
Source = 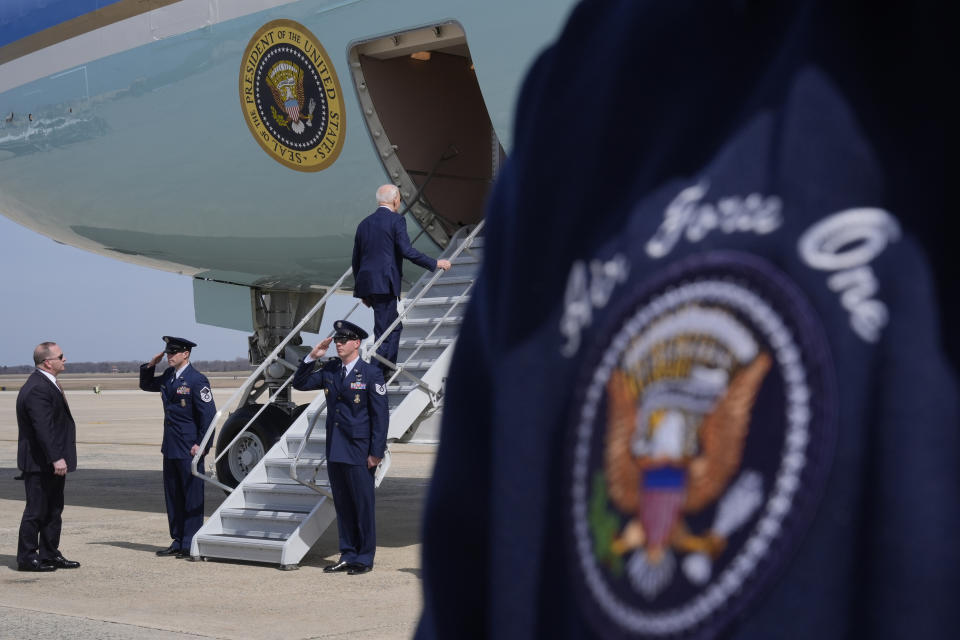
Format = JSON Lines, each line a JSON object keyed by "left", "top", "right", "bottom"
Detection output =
{"left": 0, "top": 0, "right": 577, "bottom": 326}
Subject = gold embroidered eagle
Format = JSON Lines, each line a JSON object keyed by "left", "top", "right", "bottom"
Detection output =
{"left": 605, "top": 352, "right": 772, "bottom": 561}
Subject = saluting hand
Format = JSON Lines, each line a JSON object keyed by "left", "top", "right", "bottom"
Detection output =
{"left": 310, "top": 337, "right": 333, "bottom": 360}
{"left": 147, "top": 351, "right": 165, "bottom": 367}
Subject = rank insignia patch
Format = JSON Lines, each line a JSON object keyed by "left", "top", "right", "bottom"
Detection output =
{"left": 200, "top": 386, "right": 213, "bottom": 403}
{"left": 240, "top": 20, "right": 345, "bottom": 171}
{"left": 565, "top": 251, "right": 836, "bottom": 638}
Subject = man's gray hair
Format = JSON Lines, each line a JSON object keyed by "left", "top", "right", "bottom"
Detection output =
{"left": 33, "top": 342, "right": 57, "bottom": 365}
{"left": 376, "top": 184, "right": 399, "bottom": 205}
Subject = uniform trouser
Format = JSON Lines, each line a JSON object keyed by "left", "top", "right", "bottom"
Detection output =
{"left": 18, "top": 471, "right": 65, "bottom": 564}
{"left": 328, "top": 461, "right": 377, "bottom": 567}
{"left": 369, "top": 293, "right": 401, "bottom": 377}
{"left": 162, "top": 457, "right": 205, "bottom": 550}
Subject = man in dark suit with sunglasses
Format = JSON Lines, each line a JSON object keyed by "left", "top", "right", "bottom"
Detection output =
{"left": 16, "top": 341, "right": 79, "bottom": 572}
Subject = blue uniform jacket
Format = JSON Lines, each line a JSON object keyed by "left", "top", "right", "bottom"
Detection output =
{"left": 139, "top": 363, "right": 217, "bottom": 459}
{"left": 292, "top": 357, "right": 388, "bottom": 465}
{"left": 417, "top": 1, "right": 957, "bottom": 640}
{"left": 352, "top": 206, "right": 438, "bottom": 298}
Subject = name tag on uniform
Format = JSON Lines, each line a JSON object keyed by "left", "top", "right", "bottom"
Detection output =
{"left": 350, "top": 382, "right": 367, "bottom": 390}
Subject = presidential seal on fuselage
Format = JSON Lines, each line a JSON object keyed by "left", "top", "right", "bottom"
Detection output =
{"left": 239, "top": 19, "right": 345, "bottom": 172}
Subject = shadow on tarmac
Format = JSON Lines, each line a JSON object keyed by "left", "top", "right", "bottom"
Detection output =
{"left": 89, "top": 540, "right": 172, "bottom": 554}
{"left": 2, "top": 468, "right": 428, "bottom": 551}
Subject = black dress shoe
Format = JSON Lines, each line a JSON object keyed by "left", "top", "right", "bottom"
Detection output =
{"left": 323, "top": 560, "right": 351, "bottom": 573}
{"left": 156, "top": 544, "right": 181, "bottom": 557}
{"left": 346, "top": 563, "right": 372, "bottom": 575}
{"left": 49, "top": 555, "right": 80, "bottom": 569}
{"left": 17, "top": 558, "right": 56, "bottom": 572}
{"left": 175, "top": 550, "right": 192, "bottom": 559}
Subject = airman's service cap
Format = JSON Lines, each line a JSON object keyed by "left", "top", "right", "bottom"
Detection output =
{"left": 162, "top": 336, "right": 197, "bottom": 354}
{"left": 333, "top": 320, "right": 368, "bottom": 341}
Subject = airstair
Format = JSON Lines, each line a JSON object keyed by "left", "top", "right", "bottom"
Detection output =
{"left": 188, "top": 223, "right": 482, "bottom": 568}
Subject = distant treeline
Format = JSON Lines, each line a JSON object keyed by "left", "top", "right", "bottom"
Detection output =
{"left": 0, "top": 357, "right": 252, "bottom": 375}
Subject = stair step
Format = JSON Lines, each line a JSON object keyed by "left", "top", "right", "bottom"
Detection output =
{"left": 194, "top": 533, "right": 287, "bottom": 563}
{"left": 433, "top": 275, "right": 474, "bottom": 285}
{"left": 242, "top": 482, "right": 328, "bottom": 510}
{"left": 398, "top": 337, "right": 455, "bottom": 348}
{"left": 411, "top": 295, "right": 470, "bottom": 306}
{"left": 220, "top": 507, "right": 309, "bottom": 521}
{"left": 197, "top": 533, "right": 288, "bottom": 549}
{"left": 219, "top": 508, "right": 307, "bottom": 539}
{"left": 285, "top": 436, "right": 327, "bottom": 458}
{"left": 403, "top": 315, "right": 462, "bottom": 326}
{"left": 393, "top": 360, "right": 436, "bottom": 371}
{"left": 454, "top": 235, "right": 483, "bottom": 249}
{"left": 388, "top": 383, "right": 423, "bottom": 395}
{"left": 264, "top": 457, "right": 328, "bottom": 483}
{"left": 285, "top": 437, "right": 326, "bottom": 448}
{"left": 264, "top": 457, "right": 326, "bottom": 469}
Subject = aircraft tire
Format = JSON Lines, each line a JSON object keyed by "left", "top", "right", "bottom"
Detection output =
{"left": 214, "top": 404, "right": 291, "bottom": 488}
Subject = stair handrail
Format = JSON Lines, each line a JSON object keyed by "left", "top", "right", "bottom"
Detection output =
{"left": 288, "top": 221, "right": 484, "bottom": 492}
{"left": 375, "top": 277, "right": 476, "bottom": 400}
{"left": 190, "top": 266, "right": 356, "bottom": 490}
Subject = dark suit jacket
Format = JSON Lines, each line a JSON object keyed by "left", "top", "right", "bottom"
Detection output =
{"left": 292, "top": 357, "right": 388, "bottom": 465}
{"left": 352, "top": 206, "right": 438, "bottom": 298}
{"left": 16, "top": 370, "right": 77, "bottom": 473}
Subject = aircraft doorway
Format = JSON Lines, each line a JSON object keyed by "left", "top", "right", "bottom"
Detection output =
{"left": 348, "top": 23, "right": 503, "bottom": 248}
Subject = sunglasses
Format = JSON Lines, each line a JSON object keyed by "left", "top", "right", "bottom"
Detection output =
{"left": 333, "top": 334, "right": 358, "bottom": 344}
{"left": 45, "top": 354, "right": 64, "bottom": 361}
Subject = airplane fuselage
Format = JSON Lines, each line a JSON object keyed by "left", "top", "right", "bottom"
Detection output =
{"left": 0, "top": 0, "right": 576, "bottom": 303}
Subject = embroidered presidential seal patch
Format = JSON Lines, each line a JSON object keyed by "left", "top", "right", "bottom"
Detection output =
{"left": 239, "top": 19, "right": 345, "bottom": 171}
{"left": 565, "top": 251, "right": 836, "bottom": 638}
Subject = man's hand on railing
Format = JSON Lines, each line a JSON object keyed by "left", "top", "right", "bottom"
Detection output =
{"left": 309, "top": 336, "right": 333, "bottom": 360}
{"left": 436, "top": 259, "right": 451, "bottom": 271}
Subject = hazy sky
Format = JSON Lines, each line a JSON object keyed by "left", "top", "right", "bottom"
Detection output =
{"left": 0, "top": 216, "right": 367, "bottom": 367}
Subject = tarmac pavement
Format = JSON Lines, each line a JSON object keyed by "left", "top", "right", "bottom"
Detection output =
{"left": 0, "top": 383, "right": 436, "bottom": 639}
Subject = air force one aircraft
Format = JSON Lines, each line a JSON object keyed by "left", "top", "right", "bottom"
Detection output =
{"left": 0, "top": 0, "right": 577, "bottom": 484}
